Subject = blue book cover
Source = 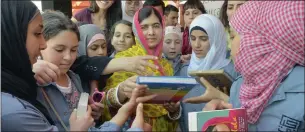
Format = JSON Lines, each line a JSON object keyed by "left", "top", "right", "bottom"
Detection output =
{"left": 136, "top": 76, "right": 198, "bottom": 104}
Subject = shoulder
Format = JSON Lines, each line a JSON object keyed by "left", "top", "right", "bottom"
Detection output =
{"left": 115, "top": 44, "right": 144, "bottom": 58}
{"left": 222, "top": 61, "right": 239, "bottom": 80}
{"left": 1, "top": 92, "right": 57, "bottom": 131}
{"left": 74, "top": 8, "right": 91, "bottom": 19}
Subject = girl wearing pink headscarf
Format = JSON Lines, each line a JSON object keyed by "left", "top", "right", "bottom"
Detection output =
{"left": 185, "top": 1, "right": 304, "bottom": 131}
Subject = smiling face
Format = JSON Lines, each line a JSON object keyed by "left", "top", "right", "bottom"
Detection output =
{"left": 163, "top": 33, "right": 182, "bottom": 59}
{"left": 190, "top": 30, "right": 210, "bottom": 58}
{"left": 41, "top": 30, "right": 79, "bottom": 74}
{"left": 26, "top": 13, "right": 47, "bottom": 65}
{"left": 87, "top": 39, "right": 107, "bottom": 57}
{"left": 184, "top": 8, "right": 202, "bottom": 28}
{"left": 111, "top": 23, "right": 135, "bottom": 52}
{"left": 227, "top": 0, "right": 246, "bottom": 21}
{"left": 125, "top": 0, "right": 141, "bottom": 17}
{"left": 140, "top": 12, "right": 163, "bottom": 49}
{"left": 96, "top": 0, "right": 114, "bottom": 10}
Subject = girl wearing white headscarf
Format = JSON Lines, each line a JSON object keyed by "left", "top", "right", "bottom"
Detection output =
{"left": 121, "top": 0, "right": 143, "bottom": 22}
{"left": 179, "top": 14, "right": 239, "bottom": 131}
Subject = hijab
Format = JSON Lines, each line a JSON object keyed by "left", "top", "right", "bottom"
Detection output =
{"left": 132, "top": 6, "right": 165, "bottom": 75}
{"left": 187, "top": 14, "right": 230, "bottom": 74}
{"left": 230, "top": 1, "right": 304, "bottom": 123}
{"left": 1, "top": 1, "right": 54, "bottom": 124}
{"left": 121, "top": 1, "right": 143, "bottom": 22}
{"left": 78, "top": 24, "right": 106, "bottom": 56}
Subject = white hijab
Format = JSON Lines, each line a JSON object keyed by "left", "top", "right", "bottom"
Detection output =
{"left": 121, "top": 1, "right": 143, "bottom": 22}
{"left": 187, "top": 14, "right": 230, "bottom": 74}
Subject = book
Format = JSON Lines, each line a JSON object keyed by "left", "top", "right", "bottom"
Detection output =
{"left": 136, "top": 76, "right": 198, "bottom": 104}
{"left": 188, "top": 69, "right": 233, "bottom": 95}
{"left": 188, "top": 108, "right": 248, "bottom": 131}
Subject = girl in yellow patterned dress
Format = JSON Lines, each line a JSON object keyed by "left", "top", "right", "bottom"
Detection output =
{"left": 102, "top": 6, "right": 180, "bottom": 131}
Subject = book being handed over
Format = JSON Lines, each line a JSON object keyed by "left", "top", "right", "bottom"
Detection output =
{"left": 136, "top": 76, "right": 198, "bottom": 104}
{"left": 188, "top": 69, "right": 233, "bottom": 95}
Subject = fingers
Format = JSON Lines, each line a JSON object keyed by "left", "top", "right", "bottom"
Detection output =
{"left": 44, "top": 66, "right": 58, "bottom": 82}
{"left": 47, "top": 62, "right": 60, "bottom": 77}
{"left": 183, "top": 96, "right": 209, "bottom": 104}
{"left": 136, "top": 94, "right": 157, "bottom": 103}
{"left": 131, "top": 103, "right": 144, "bottom": 129}
{"left": 90, "top": 104, "right": 98, "bottom": 112}
{"left": 141, "top": 55, "right": 158, "bottom": 61}
{"left": 140, "top": 59, "right": 159, "bottom": 70}
{"left": 220, "top": 101, "right": 233, "bottom": 109}
{"left": 93, "top": 102, "right": 104, "bottom": 109}
{"left": 86, "top": 105, "right": 93, "bottom": 118}
{"left": 202, "top": 99, "right": 232, "bottom": 111}
{"left": 34, "top": 75, "right": 47, "bottom": 85}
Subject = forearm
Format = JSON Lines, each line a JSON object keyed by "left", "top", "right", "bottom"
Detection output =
{"left": 102, "top": 57, "right": 127, "bottom": 75}
{"left": 109, "top": 108, "right": 130, "bottom": 127}
{"left": 220, "top": 92, "right": 229, "bottom": 102}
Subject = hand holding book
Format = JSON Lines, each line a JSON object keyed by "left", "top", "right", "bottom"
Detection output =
{"left": 183, "top": 77, "right": 229, "bottom": 104}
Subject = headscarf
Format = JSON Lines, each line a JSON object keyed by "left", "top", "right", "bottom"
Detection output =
{"left": 187, "top": 14, "right": 230, "bottom": 74}
{"left": 1, "top": 1, "right": 54, "bottom": 124}
{"left": 230, "top": 1, "right": 304, "bottom": 123}
{"left": 121, "top": 0, "right": 143, "bottom": 22}
{"left": 78, "top": 24, "right": 106, "bottom": 56}
{"left": 132, "top": 6, "right": 165, "bottom": 75}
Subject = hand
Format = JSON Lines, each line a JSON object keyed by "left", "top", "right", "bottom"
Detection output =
{"left": 183, "top": 77, "right": 229, "bottom": 104}
{"left": 130, "top": 103, "right": 152, "bottom": 131}
{"left": 163, "top": 102, "right": 180, "bottom": 113}
{"left": 180, "top": 54, "right": 191, "bottom": 63}
{"left": 118, "top": 76, "right": 138, "bottom": 102}
{"left": 32, "top": 60, "right": 60, "bottom": 85}
{"left": 89, "top": 102, "right": 104, "bottom": 120}
{"left": 202, "top": 99, "right": 233, "bottom": 111}
{"left": 122, "top": 55, "right": 159, "bottom": 76}
{"left": 110, "top": 85, "right": 155, "bottom": 126}
{"left": 69, "top": 106, "right": 95, "bottom": 131}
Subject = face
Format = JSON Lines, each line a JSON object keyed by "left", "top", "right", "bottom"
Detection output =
{"left": 163, "top": 33, "right": 182, "bottom": 59}
{"left": 190, "top": 30, "right": 210, "bottom": 58}
{"left": 230, "top": 27, "right": 241, "bottom": 63}
{"left": 26, "top": 13, "right": 47, "bottom": 65}
{"left": 125, "top": 0, "right": 141, "bottom": 17}
{"left": 111, "top": 23, "right": 135, "bottom": 52}
{"left": 154, "top": 5, "right": 164, "bottom": 15}
{"left": 41, "top": 31, "right": 79, "bottom": 74}
{"left": 184, "top": 8, "right": 202, "bottom": 28}
{"left": 165, "top": 11, "right": 179, "bottom": 26}
{"left": 96, "top": 0, "right": 114, "bottom": 10}
{"left": 227, "top": 1, "right": 246, "bottom": 21}
{"left": 140, "top": 12, "right": 163, "bottom": 49}
{"left": 87, "top": 39, "right": 107, "bottom": 57}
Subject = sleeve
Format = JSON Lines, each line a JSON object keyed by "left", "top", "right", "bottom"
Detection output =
{"left": 1, "top": 110, "right": 58, "bottom": 131}
{"left": 89, "top": 121, "right": 121, "bottom": 131}
{"left": 71, "top": 55, "right": 113, "bottom": 81}
{"left": 73, "top": 9, "right": 83, "bottom": 21}
{"left": 126, "top": 127, "right": 144, "bottom": 131}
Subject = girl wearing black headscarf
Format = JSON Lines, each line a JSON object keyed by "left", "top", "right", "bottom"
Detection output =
{"left": 1, "top": 1, "right": 94, "bottom": 131}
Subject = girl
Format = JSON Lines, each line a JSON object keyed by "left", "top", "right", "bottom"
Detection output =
{"left": 122, "top": 0, "right": 143, "bottom": 22}
{"left": 162, "top": 26, "right": 184, "bottom": 76}
{"left": 72, "top": 0, "right": 122, "bottom": 56}
{"left": 186, "top": 1, "right": 305, "bottom": 131}
{"left": 181, "top": 0, "right": 206, "bottom": 55}
{"left": 37, "top": 10, "right": 146, "bottom": 131}
{"left": 1, "top": 1, "right": 94, "bottom": 131}
{"left": 219, "top": 0, "right": 246, "bottom": 58}
{"left": 180, "top": 14, "right": 239, "bottom": 131}
{"left": 103, "top": 6, "right": 179, "bottom": 131}
{"left": 110, "top": 20, "right": 135, "bottom": 57}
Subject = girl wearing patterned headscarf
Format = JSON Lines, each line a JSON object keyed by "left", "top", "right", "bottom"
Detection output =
{"left": 102, "top": 6, "right": 178, "bottom": 131}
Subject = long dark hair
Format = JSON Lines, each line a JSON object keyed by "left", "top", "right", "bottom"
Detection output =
{"left": 88, "top": 0, "right": 122, "bottom": 31}
{"left": 42, "top": 10, "right": 80, "bottom": 41}
{"left": 219, "top": 0, "right": 229, "bottom": 29}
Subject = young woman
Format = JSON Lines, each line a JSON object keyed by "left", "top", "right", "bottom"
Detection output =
{"left": 181, "top": 0, "right": 206, "bottom": 55}
{"left": 72, "top": 0, "right": 122, "bottom": 56}
{"left": 2, "top": 1, "right": 93, "bottom": 131}
{"left": 179, "top": 14, "right": 239, "bottom": 131}
{"left": 186, "top": 1, "right": 305, "bottom": 131}
{"left": 219, "top": 0, "right": 246, "bottom": 58}
{"left": 36, "top": 10, "right": 147, "bottom": 131}
{"left": 122, "top": 0, "right": 143, "bottom": 22}
{"left": 162, "top": 26, "right": 184, "bottom": 76}
{"left": 110, "top": 20, "right": 136, "bottom": 57}
{"left": 102, "top": 6, "right": 179, "bottom": 131}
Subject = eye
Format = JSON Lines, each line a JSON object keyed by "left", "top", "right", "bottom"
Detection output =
{"left": 71, "top": 49, "right": 77, "bottom": 52}
{"left": 190, "top": 36, "right": 196, "bottom": 41}
{"left": 34, "top": 32, "right": 42, "bottom": 36}
{"left": 141, "top": 26, "right": 148, "bottom": 30}
{"left": 55, "top": 48, "right": 64, "bottom": 52}
{"left": 153, "top": 24, "right": 161, "bottom": 28}
{"left": 126, "top": 35, "right": 132, "bottom": 38}
{"left": 90, "top": 46, "right": 98, "bottom": 50}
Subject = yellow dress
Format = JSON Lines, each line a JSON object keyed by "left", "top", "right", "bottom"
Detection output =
{"left": 102, "top": 40, "right": 178, "bottom": 131}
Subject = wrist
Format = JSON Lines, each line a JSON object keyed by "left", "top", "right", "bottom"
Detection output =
{"left": 219, "top": 92, "right": 229, "bottom": 102}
